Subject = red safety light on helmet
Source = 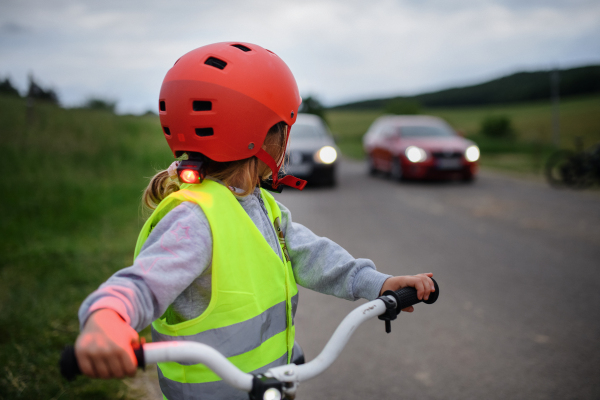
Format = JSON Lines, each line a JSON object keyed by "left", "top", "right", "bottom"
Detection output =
{"left": 176, "top": 159, "right": 205, "bottom": 184}
{"left": 158, "top": 42, "right": 306, "bottom": 191}
{"left": 180, "top": 169, "right": 200, "bottom": 184}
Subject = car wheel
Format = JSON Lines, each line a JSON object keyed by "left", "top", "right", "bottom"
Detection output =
{"left": 461, "top": 172, "right": 475, "bottom": 183}
{"left": 367, "top": 155, "right": 377, "bottom": 176}
{"left": 315, "top": 167, "right": 336, "bottom": 187}
{"left": 323, "top": 167, "right": 337, "bottom": 187}
{"left": 390, "top": 157, "right": 403, "bottom": 181}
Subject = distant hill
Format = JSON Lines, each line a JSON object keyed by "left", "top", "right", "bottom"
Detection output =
{"left": 332, "top": 65, "right": 600, "bottom": 110}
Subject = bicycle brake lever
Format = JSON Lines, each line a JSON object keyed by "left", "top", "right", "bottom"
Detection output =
{"left": 377, "top": 295, "right": 398, "bottom": 334}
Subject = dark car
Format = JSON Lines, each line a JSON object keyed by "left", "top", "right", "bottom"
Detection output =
{"left": 363, "top": 115, "right": 479, "bottom": 181}
{"left": 285, "top": 113, "right": 339, "bottom": 186}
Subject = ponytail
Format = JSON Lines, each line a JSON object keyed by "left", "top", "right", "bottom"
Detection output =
{"left": 142, "top": 169, "right": 181, "bottom": 210}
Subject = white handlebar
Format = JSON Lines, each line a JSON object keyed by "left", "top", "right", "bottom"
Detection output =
{"left": 293, "top": 297, "right": 389, "bottom": 381}
{"left": 142, "top": 297, "right": 393, "bottom": 395}
{"left": 143, "top": 341, "right": 254, "bottom": 391}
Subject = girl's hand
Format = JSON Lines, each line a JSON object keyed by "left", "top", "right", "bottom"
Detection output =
{"left": 379, "top": 273, "right": 435, "bottom": 313}
{"left": 75, "top": 309, "right": 139, "bottom": 379}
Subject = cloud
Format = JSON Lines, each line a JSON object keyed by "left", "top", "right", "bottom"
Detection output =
{"left": 0, "top": 0, "right": 598, "bottom": 112}
{"left": 0, "top": 22, "right": 29, "bottom": 34}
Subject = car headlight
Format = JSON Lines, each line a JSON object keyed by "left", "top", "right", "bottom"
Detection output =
{"left": 314, "top": 146, "right": 337, "bottom": 164}
{"left": 405, "top": 146, "right": 427, "bottom": 163}
{"left": 465, "top": 145, "right": 480, "bottom": 162}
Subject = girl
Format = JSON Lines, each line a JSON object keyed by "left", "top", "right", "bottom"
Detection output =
{"left": 75, "top": 42, "right": 435, "bottom": 400}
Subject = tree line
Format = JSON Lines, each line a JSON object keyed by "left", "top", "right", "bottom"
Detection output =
{"left": 0, "top": 74, "right": 116, "bottom": 112}
{"left": 333, "top": 65, "right": 600, "bottom": 110}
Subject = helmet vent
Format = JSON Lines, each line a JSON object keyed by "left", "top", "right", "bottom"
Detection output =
{"left": 195, "top": 128, "right": 214, "bottom": 137}
{"left": 162, "top": 127, "right": 171, "bottom": 136}
{"left": 159, "top": 101, "right": 166, "bottom": 111}
{"left": 192, "top": 101, "right": 212, "bottom": 111}
{"left": 205, "top": 57, "right": 227, "bottom": 70}
{"left": 231, "top": 44, "right": 251, "bottom": 52}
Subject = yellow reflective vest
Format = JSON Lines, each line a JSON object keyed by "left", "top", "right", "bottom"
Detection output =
{"left": 134, "top": 180, "right": 298, "bottom": 400}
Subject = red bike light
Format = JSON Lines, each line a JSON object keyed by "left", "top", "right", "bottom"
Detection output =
{"left": 180, "top": 169, "right": 200, "bottom": 183}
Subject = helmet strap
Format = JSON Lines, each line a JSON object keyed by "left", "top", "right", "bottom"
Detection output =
{"left": 255, "top": 148, "right": 306, "bottom": 191}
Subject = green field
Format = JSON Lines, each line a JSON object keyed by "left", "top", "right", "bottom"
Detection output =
{"left": 327, "top": 94, "right": 600, "bottom": 174}
{"left": 0, "top": 95, "right": 170, "bottom": 399}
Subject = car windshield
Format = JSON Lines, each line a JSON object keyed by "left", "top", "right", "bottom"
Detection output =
{"left": 290, "top": 124, "right": 327, "bottom": 140}
{"left": 399, "top": 125, "right": 455, "bottom": 138}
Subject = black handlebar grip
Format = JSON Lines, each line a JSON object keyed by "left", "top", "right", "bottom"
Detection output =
{"left": 134, "top": 344, "right": 146, "bottom": 371}
{"left": 59, "top": 345, "right": 81, "bottom": 381}
{"left": 59, "top": 343, "right": 145, "bottom": 381}
{"left": 383, "top": 278, "right": 439, "bottom": 314}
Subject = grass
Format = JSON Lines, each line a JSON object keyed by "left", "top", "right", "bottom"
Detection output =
{"left": 0, "top": 95, "right": 171, "bottom": 399}
{"left": 326, "top": 94, "right": 600, "bottom": 174}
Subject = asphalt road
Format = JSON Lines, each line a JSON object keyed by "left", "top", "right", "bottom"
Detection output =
{"left": 275, "top": 159, "right": 600, "bottom": 400}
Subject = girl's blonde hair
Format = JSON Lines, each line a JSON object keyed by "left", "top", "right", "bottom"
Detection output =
{"left": 143, "top": 122, "right": 287, "bottom": 210}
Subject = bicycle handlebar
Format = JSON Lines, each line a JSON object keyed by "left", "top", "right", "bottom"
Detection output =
{"left": 60, "top": 279, "right": 439, "bottom": 397}
{"left": 387, "top": 277, "right": 440, "bottom": 311}
{"left": 59, "top": 343, "right": 146, "bottom": 382}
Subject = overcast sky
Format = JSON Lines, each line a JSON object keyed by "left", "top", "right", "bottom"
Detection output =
{"left": 1, "top": 0, "right": 599, "bottom": 113}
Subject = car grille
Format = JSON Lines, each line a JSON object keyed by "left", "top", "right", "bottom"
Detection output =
{"left": 431, "top": 151, "right": 463, "bottom": 159}
{"left": 287, "top": 151, "right": 313, "bottom": 165}
{"left": 431, "top": 151, "right": 464, "bottom": 170}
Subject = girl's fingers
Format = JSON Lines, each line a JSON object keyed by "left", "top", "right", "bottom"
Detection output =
{"left": 420, "top": 276, "right": 431, "bottom": 301}
{"left": 77, "top": 354, "right": 95, "bottom": 377}
{"left": 417, "top": 273, "right": 435, "bottom": 289}
{"left": 424, "top": 276, "right": 434, "bottom": 300}
{"left": 402, "top": 306, "right": 414, "bottom": 312}
{"left": 120, "top": 348, "right": 137, "bottom": 377}
{"left": 413, "top": 275, "right": 432, "bottom": 300}
{"left": 414, "top": 278, "right": 425, "bottom": 300}
{"left": 93, "top": 357, "right": 111, "bottom": 379}
{"left": 105, "top": 353, "right": 125, "bottom": 378}
{"left": 416, "top": 273, "right": 435, "bottom": 295}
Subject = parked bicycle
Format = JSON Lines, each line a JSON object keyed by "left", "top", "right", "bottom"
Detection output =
{"left": 545, "top": 139, "right": 600, "bottom": 189}
{"left": 61, "top": 280, "right": 439, "bottom": 400}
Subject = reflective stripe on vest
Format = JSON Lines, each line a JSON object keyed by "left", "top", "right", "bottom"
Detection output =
{"left": 133, "top": 180, "right": 298, "bottom": 399}
{"left": 151, "top": 294, "right": 299, "bottom": 360}
{"left": 157, "top": 352, "right": 289, "bottom": 400}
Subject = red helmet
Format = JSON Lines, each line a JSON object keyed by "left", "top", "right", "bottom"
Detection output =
{"left": 159, "top": 42, "right": 306, "bottom": 190}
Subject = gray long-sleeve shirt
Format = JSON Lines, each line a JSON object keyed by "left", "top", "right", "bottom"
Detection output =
{"left": 79, "top": 185, "right": 391, "bottom": 332}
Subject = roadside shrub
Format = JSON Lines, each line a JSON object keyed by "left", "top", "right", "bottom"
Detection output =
{"left": 0, "top": 77, "right": 21, "bottom": 97}
{"left": 84, "top": 97, "right": 117, "bottom": 113}
{"left": 480, "top": 115, "right": 514, "bottom": 139}
{"left": 27, "top": 75, "right": 59, "bottom": 104}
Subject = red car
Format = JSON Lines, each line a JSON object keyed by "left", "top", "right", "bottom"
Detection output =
{"left": 363, "top": 115, "right": 479, "bottom": 181}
